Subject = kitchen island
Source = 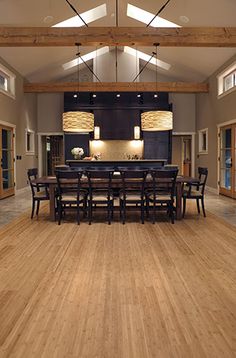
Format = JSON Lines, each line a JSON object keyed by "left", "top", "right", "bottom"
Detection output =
{"left": 66, "top": 159, "right": 167, "bottom": 170}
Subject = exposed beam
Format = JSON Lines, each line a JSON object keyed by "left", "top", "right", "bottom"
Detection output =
{"left": 24, "top": 82, "right": 208, "bottom": 93}
{"left": 0, "top": 27, "right": 236, "bottom": 47}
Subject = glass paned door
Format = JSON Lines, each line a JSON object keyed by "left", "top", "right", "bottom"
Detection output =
{"left": 219, "top": 124, "right": 236, "bottom": 198}
{"left": 0, "top": 125, "right": 15, "bottom": 199}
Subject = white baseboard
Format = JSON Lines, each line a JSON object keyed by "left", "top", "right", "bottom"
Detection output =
{"left": 15, "top": 186, "right": 30, "bottom": 195}
{"left": 206, "top": 186, "right": 218, "bottom": 195}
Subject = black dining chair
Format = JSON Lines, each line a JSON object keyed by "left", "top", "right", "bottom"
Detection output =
{"left": 86, "top": 169, "right": 114, "bottom": 225}
{"left": 119, "top": 169, "right": 148, "bottom": 224}
{"left": 182, "top": 167, "right": 208, "bottom": 217}
{"left": 146, "top": 169, "right": 178, "bottom": 224}
{"left": 55, "top": 169, "right": 87, "bottom": 225}
{"left": 27, "top": 168, "right": 49, "bottom": 219}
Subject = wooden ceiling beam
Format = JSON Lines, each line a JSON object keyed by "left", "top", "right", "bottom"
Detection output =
{"left": 24, "top": 82, "right": 208, "bottom": 93}
{"left": 0, "top": 27, "right": 236, "bottom": 47}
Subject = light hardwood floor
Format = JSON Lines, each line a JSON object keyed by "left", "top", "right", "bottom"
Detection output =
{"left": 0, "top": 205, "right": 235, "bottom": 358}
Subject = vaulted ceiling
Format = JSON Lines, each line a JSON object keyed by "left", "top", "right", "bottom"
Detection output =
{"left": 0, "top": 0, "right": 235, "bottom": 83}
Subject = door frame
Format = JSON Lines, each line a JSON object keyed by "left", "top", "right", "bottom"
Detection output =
{"left": 0, "top": 120, "right": 16, "bottom": 197}
{"left": 217, "top": 118, "right": 236, "bottom": 196}
{"left": 172, "top": 132, "right": 196, "bottom": 177}
{"left": 38, "top": 132, "right": 64, "bottom": 176}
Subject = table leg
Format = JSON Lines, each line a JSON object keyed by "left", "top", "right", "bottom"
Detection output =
{"left": 176, "top": 182, "right": 183, "bottom": 220}
{"left": 49, "top": 184, "right": 56, "bottom": 221}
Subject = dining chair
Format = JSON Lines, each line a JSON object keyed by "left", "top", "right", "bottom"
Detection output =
{"left": 27, "top": 168, "right": 49, "bottom": 219}
{"left": 119, "top": 169, "right": 148, "bottom": 224}
{"left": 182, "top": 167, "right": 208, "bottom": 217}
{"left": 86, "top": 169, "right": 114, "bottom": 225}
{"left": 55, "top": 169, "right": 87, "bottom": 225}
{"left": 146, "top": 169, "right": 178, "bottom": 224}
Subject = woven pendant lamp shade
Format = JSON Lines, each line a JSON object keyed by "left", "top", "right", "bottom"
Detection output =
{"left": 63, "top": 111, "right": 94, "bottom": 132}
{"left": 141, "top": 111, "right": 173, "bottom": 131}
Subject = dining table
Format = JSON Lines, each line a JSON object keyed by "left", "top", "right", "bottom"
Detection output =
{"left": 33, "top": 174, "right": 199, "bottom": 221}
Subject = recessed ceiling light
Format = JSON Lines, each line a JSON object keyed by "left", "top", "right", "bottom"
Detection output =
{"left": 92, "top": 94, "right": 97, "bottom": 98}
{"left": 137, "top": 94, "right": 141, "bottom": 98}
{"left": 154, "top": 94, "right": 158, "bottom": 98}
{"left": 179, "top": 15, "right": 189, "bottom": 23}
{"left": 73, "top": 94, "right": 78, "bottom": 98}
{"left": 43, "top": 15, "right": 54, "bottom": 24}
{"left": 116, "top": 94, "right": 121, "bottom": 98}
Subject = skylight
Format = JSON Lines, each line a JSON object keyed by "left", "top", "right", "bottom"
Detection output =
{"left": 127, "top": 3, "right": 180, "bottom": 28}
{"left": 124, "top": 47, "right": 171, "bottom": 71}
{"left": 53, "top": 3, "right": 107, "bottom": 27}
{"left": 63, "top": 47, "right": 110, "bottom": 70}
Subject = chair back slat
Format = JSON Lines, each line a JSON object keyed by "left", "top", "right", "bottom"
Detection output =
{"left": 198, "top": 167, "right": 208, "bottom": 194}
{"left": 119, "top": 169, "right": 148, "bottom": 197}
{"left": 55, "top": 169, "right": 83, "bottom": 200}
{"left": 27, "top": 168, "right": 40, "bottom": 196}
{"left": 149, "top": 169, "right": 178, "bottom": 199}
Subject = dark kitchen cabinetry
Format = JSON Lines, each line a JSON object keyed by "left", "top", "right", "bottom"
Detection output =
{"left": 94, "top": 109, "right": 140, "bottom": 140}
{"left": 143, "top": 131, "right": 172, "bottom": 163}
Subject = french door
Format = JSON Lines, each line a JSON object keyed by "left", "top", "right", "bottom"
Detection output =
{"left": 0, "top": 125, "right": 15, "bottom": 199}
{"left": 219, "top": 124, "right": 236, "bottom": 198}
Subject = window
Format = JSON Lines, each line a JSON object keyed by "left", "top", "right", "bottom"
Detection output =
{"left": 25, "top": 129, "right": 35, "bottom": 155}
{"left": 217, "top": 61, "right": 236, "bottom": 97}
{"left": 198, "top": 128, "right": 208, "bottom": 154}
{"left": 0, "top": 63, "right": 16, "bottom": 99}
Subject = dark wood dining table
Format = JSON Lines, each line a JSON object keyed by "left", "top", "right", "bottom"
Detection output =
{"left": 33, "top": 175, "right": 199, "bottom": 221}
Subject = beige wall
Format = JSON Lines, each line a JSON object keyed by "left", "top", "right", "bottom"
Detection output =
{"left": 37, "top": 93, "right": 64, "bottom": 133}
{"left": 196, "top": 54, "right": 236, "bottom": 189}
{"left": 0, "top": 57, "right": 37, "bottom": 190}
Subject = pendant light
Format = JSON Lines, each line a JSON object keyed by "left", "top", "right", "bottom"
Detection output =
{"left": 62, "top": 44, "right": 94, "bottom": 133}
{"left": 141, "top": 44, "right": 173, "bottom": 131}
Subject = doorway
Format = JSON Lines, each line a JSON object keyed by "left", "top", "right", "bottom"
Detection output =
{"left": 219, "top": 124, "right": 236, "bottom": 198}
{"left": 172, "top": 134, "right": 192, "bottom": 176}
{"left": 0, "top": 124, "right": 15, "bottom": 199}
{"left": 40, "top": 135, "right": 64, "bottom": 176}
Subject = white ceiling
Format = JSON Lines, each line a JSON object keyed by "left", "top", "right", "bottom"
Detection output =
{"left": 0, "top": 0, "right": 235, "bottom": 83}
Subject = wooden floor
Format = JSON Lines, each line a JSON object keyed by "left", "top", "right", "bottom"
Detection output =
{"left": 0, "top": 205, "right": 235, "bottom": 358}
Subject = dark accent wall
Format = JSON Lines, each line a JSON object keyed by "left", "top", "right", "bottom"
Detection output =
{"left": 64, "top": 133, "right": 90, "bottom": 161}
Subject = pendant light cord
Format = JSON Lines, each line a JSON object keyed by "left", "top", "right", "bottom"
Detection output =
{"left": 147, "top": 0, "right": 172, "bottom": 27}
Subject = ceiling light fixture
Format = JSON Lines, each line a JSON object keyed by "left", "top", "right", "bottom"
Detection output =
{"left": 63, "top": 111, "right": 94, "bottom": 132}
{"left": 141, "top": 111, "right": 173, "bottom": 131}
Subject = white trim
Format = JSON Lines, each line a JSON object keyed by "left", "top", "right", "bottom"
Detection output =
{"left": 0, "top": 63, "right": 16, "bottom": 99}
{"left": 0, "top": 119, "right": 16, "bottom": 128}
{"left": 25, "top": 129, "right": 35, "bottom": 155}
{"left": 37, "top": 132, "right": 64, "bottom": 176}
{"left": 217, "top": 118, "right": 236, "bottom": 128}
{"left": 0, "top": 119, "right": 16, "bottom": 190}
{"left": 15, "top": 186, "right": 30, "bottom": 195}
{"left": 172, "top": 131, "right": 196, "bottom": 177}
{"left": 217, "top": 60, "right": 236, "bottom": 97}
{"left": 206, "top": 186, "right": 218, "bottom": 195}
{"left": 198, "top": 127, "right": 208, "bottom": 154}
{"left": 217, "top": 119, "right": 236, "bottom": 195}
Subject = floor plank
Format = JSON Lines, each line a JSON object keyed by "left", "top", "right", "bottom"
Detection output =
{"left": 0, "top": 205, "right": 235, "bottom": 358}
